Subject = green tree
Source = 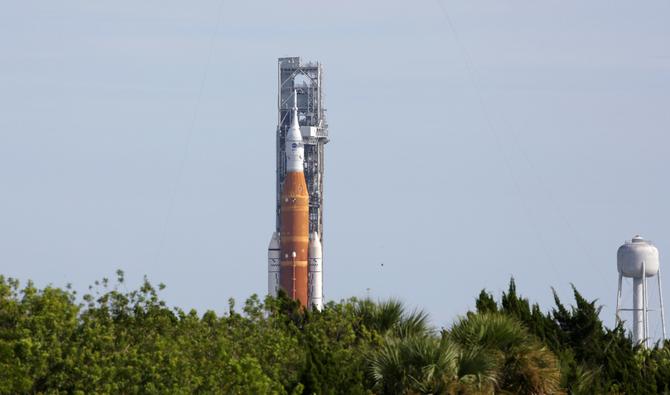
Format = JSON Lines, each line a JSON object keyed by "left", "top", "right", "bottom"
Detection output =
{"left": 448, "top": 312, "right": 562, "bottom": 395}
{"left": 4, "top": 272, "right": 670, "bottom": 394}
{"left": 0, "top": 276, "right": 79, "bottom": 393}
{"left": 368, "top": 334, "right": 497, "bottom": 395}
{"left": 355, "top": 298, "right": 430, "bottom": 339}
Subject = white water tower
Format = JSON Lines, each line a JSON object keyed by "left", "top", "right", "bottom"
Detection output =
{"left": 616, "top": 235, "right": 666, "bottom": 347}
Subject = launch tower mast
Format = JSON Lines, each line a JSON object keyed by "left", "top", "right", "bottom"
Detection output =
{"left": 276, "top": 57, "right": 328, "bottom": 241}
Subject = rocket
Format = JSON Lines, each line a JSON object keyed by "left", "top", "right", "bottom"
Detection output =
{"left": 267, "top": 232, "right": 280, "bottom": 297}
{"left": 308, "top": 232, "right": 323, "bottom": 310}
{"left": 279, "top": 90, "right": 310, "bottom": 307}
{"left": 267, "top": 91, "right": 323, "bottom": 310}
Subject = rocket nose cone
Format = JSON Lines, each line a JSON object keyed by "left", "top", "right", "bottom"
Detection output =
{"left": 268, "top": 232, "right": 280, "bottom": 248}
{"left": 309, "top": 232, "right": 322, "bottom": 254}
{"left": 309, "top": 232, "right": 321, "bottom": 246}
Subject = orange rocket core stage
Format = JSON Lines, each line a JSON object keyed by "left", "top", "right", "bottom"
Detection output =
{"left": 279, "top": 171, "right": 310, "bottom": 306}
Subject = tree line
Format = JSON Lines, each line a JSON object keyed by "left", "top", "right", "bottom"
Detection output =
{"left": 1, "top": 271, "right": 669, "bottom": 394}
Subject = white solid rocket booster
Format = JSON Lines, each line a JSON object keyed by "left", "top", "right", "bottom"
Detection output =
{"left": 267, "top": 231, "right": 280, "bottom": 296}
{"left": 268, "top": 229, "right": 323, "bottom": 310}
{"left": 308, "top": 231, "right": 323, "bottom": 311}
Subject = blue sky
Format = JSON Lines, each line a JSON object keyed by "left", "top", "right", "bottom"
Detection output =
{"left": 1, "top": 0, "right": 669, "bottom": 337}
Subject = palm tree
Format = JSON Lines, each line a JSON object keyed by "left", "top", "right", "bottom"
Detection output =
{"left": 355, "top": 298, "right": 431, "bottom": 339}
{"left": 448, "top": 313, "right": 563, "bottom": 395}
{"left": 452, "top": 345, "right": 499, "bottom": 393}
{"left": 368, "top": 335, "right": 497, "bottom": 394}
{"left": 367, "top": 307, "right": 562, "bottom": 394}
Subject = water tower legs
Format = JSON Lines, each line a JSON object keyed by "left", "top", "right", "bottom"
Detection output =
{"left": 659, "top": 266, "right": 667, "bottom": 341}
{"left": 616, "top": 273, "right": 623, "bottom": 324}
{"left": 633, "top": 277, "right": 644, "bottom": 345}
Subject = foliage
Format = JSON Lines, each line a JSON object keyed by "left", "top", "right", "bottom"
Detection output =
{"left": 1, "top": 272, "right": 670, "bottom": 394}
{"left": 476, "top": 278, "right": 670, "bottom": 394}
{"left": 448, "top": 313, "right": 562, "bottom": 394}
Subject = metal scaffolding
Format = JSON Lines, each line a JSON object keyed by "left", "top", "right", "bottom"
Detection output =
{"left": 276, "top": 57, "right": 329, "bottom": 242}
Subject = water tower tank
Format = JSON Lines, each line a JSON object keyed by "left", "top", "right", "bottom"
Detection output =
{"left": 617, "top": 235, "right": 659, "bottom": 278}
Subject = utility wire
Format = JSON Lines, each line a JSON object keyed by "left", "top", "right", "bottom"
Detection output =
{"left": 436, "top": 1, "right": 597, "bottom": 266}
{"left": 153, "top": 0, "right": 226, "bottom": 267}
{"left": 432, "top": 0, "right": 560, "bottom": 278}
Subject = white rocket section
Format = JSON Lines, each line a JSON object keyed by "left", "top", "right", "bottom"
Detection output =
{"left": 285, "top": 90, "right": 304, "bottom": 172}
{"left": 267, "top": 232, "right": 280, "bottom": 297}
{"left": 308, "top": 232, "right": 323, "bottom": 311}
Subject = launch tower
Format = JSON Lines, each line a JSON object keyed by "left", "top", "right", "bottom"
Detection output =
{"left": 276, "top": 57, "right": 329, "bottom": 240}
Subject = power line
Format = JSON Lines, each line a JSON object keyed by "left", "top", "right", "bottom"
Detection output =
{"left": 432, "top": 0, "right": 560, "bottom": 278}
{"left": 153, "top": 0, "right": 226, "bottom": 267}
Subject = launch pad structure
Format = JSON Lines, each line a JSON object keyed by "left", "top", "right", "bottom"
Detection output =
{"left": 275, "top": 57, "right": 329, "bottom": 242}
{"left": 268, "top": 57, "right": 327, "bottom": 310}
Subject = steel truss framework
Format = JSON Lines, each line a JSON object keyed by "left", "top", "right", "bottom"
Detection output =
{"left": 276, "top": 57, "right": 329, "bottom": 242}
